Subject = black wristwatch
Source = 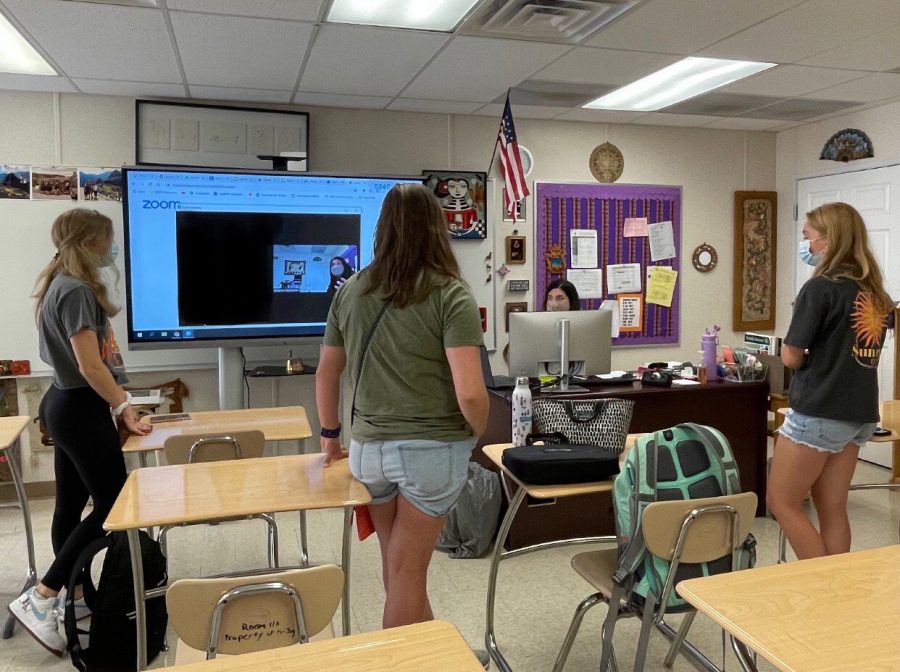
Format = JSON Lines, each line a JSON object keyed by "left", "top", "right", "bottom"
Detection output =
{"left": 320, "top": 425, "right": 341, "bottom": 439}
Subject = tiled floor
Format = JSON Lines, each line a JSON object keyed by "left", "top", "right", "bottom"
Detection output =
{"left": 2, "top": 458, "right": 898, "bottom": 672}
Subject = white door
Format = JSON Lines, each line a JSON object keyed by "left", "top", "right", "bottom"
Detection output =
{"left": 796, "top": 166, "right": 900, "bottom": 467}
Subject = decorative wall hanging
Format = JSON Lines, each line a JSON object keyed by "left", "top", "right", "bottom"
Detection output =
{"left": 589, "top": 142, "right": 624, "bottom": 183}
{"left": 423, "top": 170, "right": 488, "bottom": 239}
{"left": 506, "top": 235, "right": 526, "bottom": 264}
{"left": 545, "top": 244, "right": 566, "bottom": 274}
{"left": 692, "top": 242, "right": 718, "bottom": 273}
{"left": 733, "top": 191, "right": 777, "bottom": 331}
{"left": 136, "top": 100, "right": 309, "bottom": 170}
{"left": 819, "top": 128, "right": 874, "bottom": 162}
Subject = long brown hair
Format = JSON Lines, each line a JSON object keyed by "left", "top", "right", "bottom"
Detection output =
{"left": 364, "top": 183, "right": 462, "bottom": 307}
{"left": 806, "top": 202, "right": 894, "bottom": 315}
{"left": 33, "top": 208, "right": 119, "bottom": 321}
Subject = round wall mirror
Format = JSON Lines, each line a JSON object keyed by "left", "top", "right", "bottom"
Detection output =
{"left": 692, "top": 243, "right": 718, "bottom": 272}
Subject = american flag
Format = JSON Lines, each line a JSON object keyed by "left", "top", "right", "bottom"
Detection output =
{"left": 497, "top": 95, "right": 530, "bottom": 217}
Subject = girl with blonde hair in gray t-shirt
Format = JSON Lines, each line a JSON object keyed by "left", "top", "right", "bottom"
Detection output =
{"left": 768, "top": 201, "right": 893, "bottom": 560}
{"left": 8, "top": 208, "right": 151, "bottom": 655}
{"left": 317, "top": 184, "right": 488, "bottom": 633}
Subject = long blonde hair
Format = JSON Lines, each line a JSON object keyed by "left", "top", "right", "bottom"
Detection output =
{"left": 806, "top": 202, "right": 894, "bottom": 315}
{"left": 364, "top": 183, "right": 462, "bottom": 308}
{"left": 33, "top": 208, "right": 119, "bottom": 321}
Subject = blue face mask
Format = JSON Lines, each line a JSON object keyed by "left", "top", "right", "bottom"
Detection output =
{"left": 798, "top": 239, "right": 820, "bottom": 266}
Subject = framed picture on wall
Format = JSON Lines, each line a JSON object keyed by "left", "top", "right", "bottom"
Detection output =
{"left": 733, "top": 191, "right": 777, "bottom": 331}
{"left": 423, "top": 170, "right": 487, "bottom": 239}
{"left": 136, "top": 100, "right": 309, "bottom": 171}
{"left": 506, "top": 235, "right": 526, "bottom": 264}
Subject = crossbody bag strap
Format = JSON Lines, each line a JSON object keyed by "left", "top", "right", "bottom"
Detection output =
{"left": 350, "top": 301, "right": 390, "bottom": 428}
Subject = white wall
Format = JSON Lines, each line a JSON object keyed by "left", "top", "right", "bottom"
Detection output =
{"left": 0, "top": 91, "right": 776, "bottom": 484}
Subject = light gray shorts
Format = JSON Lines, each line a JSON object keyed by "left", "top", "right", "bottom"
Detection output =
{"left": 348, "top": 437, "right": 475, "bottom": 517}
{"left": 780, "top": 409, "right": 876, "bottom": 454}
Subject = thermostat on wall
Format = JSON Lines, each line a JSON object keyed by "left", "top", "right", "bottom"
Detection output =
{"left": 508, "top": 279, "right": 529, "bottom": 292}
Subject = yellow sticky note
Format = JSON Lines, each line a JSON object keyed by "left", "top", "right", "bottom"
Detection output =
{"left": 646, "top": 267, "right": 677, "bottom": 307}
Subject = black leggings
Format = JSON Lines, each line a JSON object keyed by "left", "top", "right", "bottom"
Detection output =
{"left": 40, "top": 385, "right": 126, "bottom": 591}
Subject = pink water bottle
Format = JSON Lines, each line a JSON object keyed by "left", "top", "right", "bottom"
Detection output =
{"left": 701, "top": 326, "right": 719, "bottom": 382}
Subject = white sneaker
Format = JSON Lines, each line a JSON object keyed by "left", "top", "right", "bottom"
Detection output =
{"left": 7, "top": 587, "right": 66, "bottom": 656}
{"left": 57, "top": 587, "right": 92, "bottom": 625}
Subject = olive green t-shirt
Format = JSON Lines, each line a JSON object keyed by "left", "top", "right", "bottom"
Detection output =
{"left": 324, "top": 271, "right": 483, "bottom": 442}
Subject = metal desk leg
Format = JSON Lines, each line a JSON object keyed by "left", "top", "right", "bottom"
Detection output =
{"left": 138, "top": 451, "right": 148, "bottom": 469}
{"left": 298, "top": 510, "right": 310, "bottom": 567}
{"left": 485, "top": 486, "right": 526, "bottom": 672}
{"left": 340, "top": 506, "right": 353, "bottom": 636}
{"left": 127, "top": 528, "right": 148, "bottom": 671}
{"left": 2, "top": 436, "right": 37, "bottom": 640}
{"left": 731, "top": 635, "right": 759, "bottom": 672}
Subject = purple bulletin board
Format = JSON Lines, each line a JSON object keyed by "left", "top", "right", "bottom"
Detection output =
{"left": 535, "top": 182, "right": 682, "bottom": 346}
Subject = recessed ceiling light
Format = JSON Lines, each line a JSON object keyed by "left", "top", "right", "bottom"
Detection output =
{"left": 326, "top": 0, "right": 480, "bottom": 32}
{"left": 0, "top": 13, "right": 56, "bottom": 76}
{"left": 584, "top": 57, "right": 776, "bottom": 112}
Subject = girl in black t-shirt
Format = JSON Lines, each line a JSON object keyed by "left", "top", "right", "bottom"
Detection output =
{"left": 767, "top": 202, "right": 893, "bottom": 560}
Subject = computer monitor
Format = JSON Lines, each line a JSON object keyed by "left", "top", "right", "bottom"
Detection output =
{"left": 508, "top": 309, "right": 612, "bottom": 393}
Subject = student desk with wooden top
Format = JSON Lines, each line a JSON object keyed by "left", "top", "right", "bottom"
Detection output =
{"left": 677, "top": 545, "right": 900, "bottom": 672}
{"left": 104, "top": 454, "right": 371, "bottom": 671}
{"left": 479, "top": 380, "right": 769, "bottom": 550}
{"left": 167, "top": 621, "right": 483, "bottom": 672}
{"left": 0, "top": 416, "right": 34, "bottom": 640}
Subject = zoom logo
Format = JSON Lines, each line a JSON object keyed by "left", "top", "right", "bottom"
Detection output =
{"left": 141, "top": 199, "right": 182, "bottom": 210}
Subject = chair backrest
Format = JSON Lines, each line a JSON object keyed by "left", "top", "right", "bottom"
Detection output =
{"left": 166, "top": 565, "right": 344, "bottom": 658}
{"left": 642, "top": 492, "right": 757, "bottom": 565}
{"left": 163, "top": 429, "right": 265, "bottom": 465}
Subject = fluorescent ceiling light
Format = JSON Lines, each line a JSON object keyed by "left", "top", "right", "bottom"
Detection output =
{"left": 0, "top": 13, "right": 56, "bottom": 76}
{"left": 327, "top": 0, "right": 480, "bottom": 32}
{"left": 583, "top": 57, "right": 776, "bottom": 112}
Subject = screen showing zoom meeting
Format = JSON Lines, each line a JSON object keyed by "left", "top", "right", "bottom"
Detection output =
{"left": 124, "top": 170, "right": 420, "bottom": 345}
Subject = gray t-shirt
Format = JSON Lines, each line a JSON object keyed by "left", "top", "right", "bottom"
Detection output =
{"left": 39, "top": 274, "right": 127, "bottom": 389}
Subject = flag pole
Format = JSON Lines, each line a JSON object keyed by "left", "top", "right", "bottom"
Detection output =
{"left": 486, "top": 89, "right": 511, "bottom": 177}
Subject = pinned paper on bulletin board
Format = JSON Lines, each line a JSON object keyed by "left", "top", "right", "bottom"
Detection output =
{"left": 648, "top": 220, "right": 676, "bottom": 261}
{"left": 599, "top": 299, "right": 621, "bottom": 337}
{"left": 607, "top": 263, "right": 641, "bottom": 294}
{"left": 618, "top": 293, "right": 643, "bottom": 332}
{"left": 566, "top": 268, "right": 604, "bottom": 299}
{"left": 646, "top": 267, "right": 678, "bottom": 307}
{"left": 569, "top": 229, "right": 598, "bottom": 268}
{"left": 623, "top": 217, "right": 649, "bottom": 237}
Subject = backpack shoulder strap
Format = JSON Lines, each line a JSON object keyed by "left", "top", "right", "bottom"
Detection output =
{"left": 64, "top": 536, "right": 113, "bottom": 671}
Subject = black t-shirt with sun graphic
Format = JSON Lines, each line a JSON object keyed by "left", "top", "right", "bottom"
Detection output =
{"left": 785, "top": 276, "right": 888, "bottom": 423}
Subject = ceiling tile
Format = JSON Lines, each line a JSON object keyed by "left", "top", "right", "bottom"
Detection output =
{"left": 555, "top": 108, "right": 646, "bottom": 123}
{"left": 472, "top": 103, "right": 572, "bottom": 119}
{"left": 298, "top": 25, "right": 448, "bottom": 97}
{"left": 188, "top": 85, "right": 293, "bottom": 103}
{"left": 172, "top": 12, "right": 313, "bottom": 89}
{"left": 531, "top": 47, "right": 679, "bottom": 86}
{"left": 0, "top": 73, "right": 76, "bottom": 93}
{"left": 497, "top": 80, "right": 615, "bottom": 107}
{"left": 802, "top": 73, "right": 900, "bottom": 103}
{"left": 702, "top": 117, "right": 785, "bottom": 130}
{"left": 293, "top": 92, "right": 392, "bottom": 109}
{"left": 700, "top": 0, "right": 900, "bottom": 63}
{"left": 3, "top": 0, "right": 181, "bottom": 82}
{"left": 166, "top": 0, "right": 323, "bottom": 21}
{"left": 387, "top": 99, "right": 484, "bottom": 114}
{"left": 401, "top": 36, "right": 570, "bottom": 102}
{"left": 719, "top": 65, "right": 865, "bottom": 97}
{"left": 664, "top": 93, "right": 785, "bottom": 116}
{"left": 586, "top": 0, "right": 804, "bottom": 53}
{"left": 739, "top": 98, "right": 862, "bottom": 121}
{"left": 74, "top": 79, "right": 186, "bottom": 97}
{"left": 799, "top": 28, "right": 900, "bottom": 72}
{"left": 630, "top": 113, "right": 723, "bottom": 127}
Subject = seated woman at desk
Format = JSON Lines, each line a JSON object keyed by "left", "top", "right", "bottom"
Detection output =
{"left": 544, "top": 279, "right": 581, "bottom": 312}
{"left": 9, "top": 208, "right": 151, "bottom": 655}
{"left": 316, "top": 184, "right": 488, "bottom": 631}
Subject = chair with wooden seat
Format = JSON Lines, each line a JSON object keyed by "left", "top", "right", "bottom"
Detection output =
{"left": 553, "top": 492, "right": 757, "bottom": 672}
{"left": 160, "top": 430, "right": 279, "bottom": 567}
{"left": 166, "top": 565, "right": 344, "bottom": 663}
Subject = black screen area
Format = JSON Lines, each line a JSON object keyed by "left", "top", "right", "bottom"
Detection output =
{"left": 176, "top": 211, "right": 360, "bottom": 327}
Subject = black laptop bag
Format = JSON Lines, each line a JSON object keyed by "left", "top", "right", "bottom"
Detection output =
{"left": 502, "top": 433, "right": 620, "bottom": 485}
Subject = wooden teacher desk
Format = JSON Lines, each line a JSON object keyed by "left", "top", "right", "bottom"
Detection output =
{"left": 677, "top": 545, "right": 900, "bottom": 672}
{"left": 478, "top": 380, "right": 769, "bottom": 549}
{"left": 169, "top": 621, "right": 483, "bottom": 672}
{"left": 104, "top": 454, "right": 371, "bottom": 671}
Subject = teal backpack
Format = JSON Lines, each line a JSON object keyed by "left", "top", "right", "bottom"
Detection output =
{"left": 613, "top": 423, "right": 756, "bottom": 608}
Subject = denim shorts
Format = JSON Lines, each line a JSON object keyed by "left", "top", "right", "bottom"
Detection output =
{"left": 780, "top": 409, "right": 876, "bottom": 454}
{"left": 348, "top": 437, "right": 475, "bottom": 517}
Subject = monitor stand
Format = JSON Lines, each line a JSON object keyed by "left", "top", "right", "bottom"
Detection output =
{"left": 542, "top": 317, "right": 590, "bottom": 394}
{"left": 542, "top": 379, "right": 589, "bottom": 395}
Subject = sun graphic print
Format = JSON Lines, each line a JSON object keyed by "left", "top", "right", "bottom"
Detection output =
{"left": 850, "top": 291, "right": 887, "bottom": 368}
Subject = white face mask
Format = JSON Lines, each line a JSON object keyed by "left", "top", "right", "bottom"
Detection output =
{"left": 98, "top": 243, "right": 119, "bottom": 267}
{"left": 798, "top": 239, "right": 821, "bottom": 266}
